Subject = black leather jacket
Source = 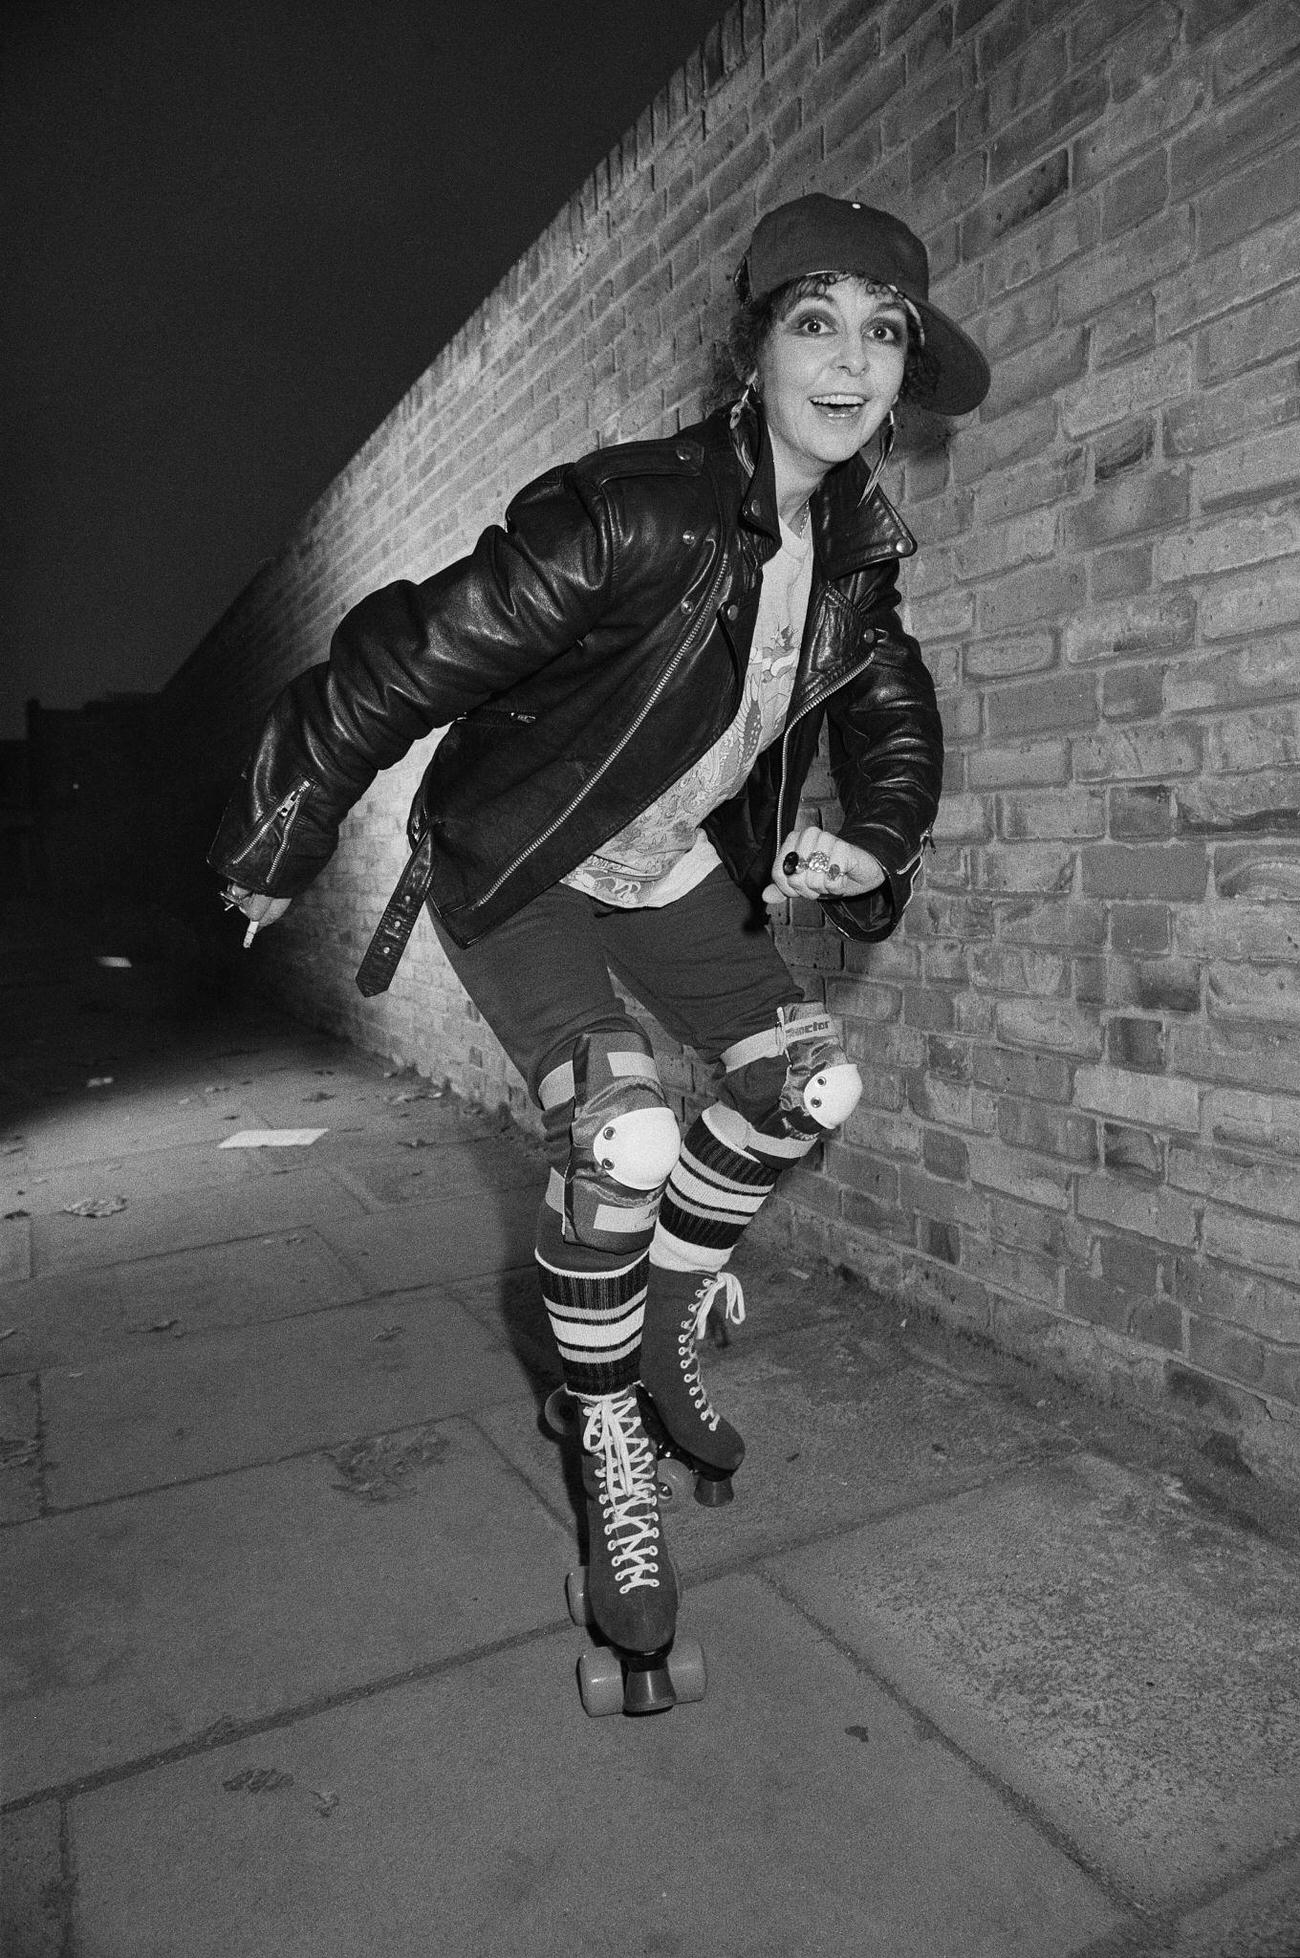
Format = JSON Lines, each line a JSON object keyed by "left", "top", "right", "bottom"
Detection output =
{"left": 209, "top": 400, "right": 943, "bottom": 976}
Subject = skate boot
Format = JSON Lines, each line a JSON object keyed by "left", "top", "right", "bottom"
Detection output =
{"left": 638, "top": 1268, "right": 746, "bottom": 1507}
{"left": 572, "top": 1388, "right": 681, "bottom": 1714}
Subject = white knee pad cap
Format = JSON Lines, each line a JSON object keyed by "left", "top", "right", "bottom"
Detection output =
{"left": 801, "top": 1059, "right": 862, "bottom": 1130}
{"left": 591, "top": 1104, "right": 682, "bottom": 1191}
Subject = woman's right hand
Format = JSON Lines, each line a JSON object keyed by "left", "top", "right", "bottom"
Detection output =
{"left": 224, "top": 884, "right": 294, "bottom": 933}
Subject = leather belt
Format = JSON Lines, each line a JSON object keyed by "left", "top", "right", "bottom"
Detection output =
{"left": 354, "top": 831, "right": 435, "bottom": 996}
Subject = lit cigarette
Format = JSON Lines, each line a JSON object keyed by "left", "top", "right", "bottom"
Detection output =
{"left": 243, "top": 918, "right": 260, "bottom": 949}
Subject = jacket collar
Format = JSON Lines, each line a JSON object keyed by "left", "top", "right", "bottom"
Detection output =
{"left": 705, "top": 396, "right": 916, "bottom": 576}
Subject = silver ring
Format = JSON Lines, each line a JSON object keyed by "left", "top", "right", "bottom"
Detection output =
{"left": 806, "top": 851, "right": 831, "bottom": 874}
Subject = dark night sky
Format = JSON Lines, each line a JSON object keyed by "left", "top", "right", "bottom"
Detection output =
{"left": 0, "top": 1, "right": 731, "bottom": 741}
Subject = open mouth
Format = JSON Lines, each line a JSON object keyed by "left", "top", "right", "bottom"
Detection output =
{"left": 810, "top": 394, "right": 869, "bottom": 420}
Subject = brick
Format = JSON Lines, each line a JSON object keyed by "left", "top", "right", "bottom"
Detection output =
{"left": 1062, "top": 342, "right": 1194, "bottom": 436}
{"left": 1102, "top": 1122, "right": 1165, "bottom": 1180}
{"left": 1102, "top": 664, "right": 1164, "bottom": 723}
{"left": 998, "top": 898, "right": 1106, "bottom": 949}
{"left": 976, "top": 558, "right": 1087, "bottom": 633}
{"left": 998, "top": 787, "right": 1106, "bottom": 841}
{"left": 1215, "top": 842, "right": 1300, "bottom": 904}
{"left": 1065, "top": 1274, "right": 1184, "bottom": 1349}
{"left": 1090, "top": 544, "right": 1153, "bottom": 603}
{"left": 1176, "top": 766, "right": 1300, "bottom": 841}
{"left": 1107, "top": 1016, "right": 1166, "bottom": 1073}
{"left": 1076, "top": 1173, "right": 1199, "bottom": 1245}
{"left": 1110, "top": 905, "right": 1171, "bottom": 955}
{"left": 965, "top": 629, "right": 1061, "bottom": 683}
{"left": 1159, "top": 510, "right": 1300, "bottom": 586}
{"left": 1167, "top": 635, "right": 1300, "bottom": 717}
{"left": 996, "top": 997, "right": 1102, "bottom": 1057}
{"left": 1074, "top": 724, "right": 1202, "bottom": 781}
{"left": 953, "top": 508, "right": 1058, "bottom": 581}
{"left": 1171, "top": 1143, "right": 1300, "bottom": 1226}
{"left": 1195, "top": 426, "right": 1300, "bottom": 513}
{"left": 1110, "top": 786, "right": 1174, "bottom": 842}
{"left": 1200, "top": 561, "right": 1300, "bottom": 641}
{"left": 967, "top": 739, "right": 1071, "bottom": 789}
{"left": 996, "top": 1096, "right": 1098, "bottom": 1164}
{"left": 1199, "top": 285, "right": 1300, "bottom": 388}
{"left": 1170, "top": 1019, "right": 1300, "bottom": 1095}
{"left": 964, "top": 1234, "right": 1061, "bottom": 1305}
{"left": 1063, "top": 592, "right": 1196, "bottom": 665}
{"left": 1075, "top": 1061, "right": 1199, "bottom": 1130}
{"left": 1201, "top": 1203, "right": 1300, "bottom": 1282}
{"left": 1164, "top": 356, "right": 1300, "bottom": 461}
{"left": 1066, "top": 468, "right": 1190, "bottom": 550}
{"left": 1208, "top": 959, "right": 1300, "bottom": 1028}
{"left": 1080, "top": 842, "right": 1208, "bottom": 902}
{"left": 1172, "top": 1252, "right": 1300, "bottom": 1345}
{"left": 982, "top": 326, "right": 1089, "bottom": 418}
{"left": 924, "top": 1128, "right": 970, "bottom": 1181}
{"left": 986, "top": 671, "right": 1098, "bottom": 738}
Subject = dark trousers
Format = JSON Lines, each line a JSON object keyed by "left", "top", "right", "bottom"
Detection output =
{"left": 432, "top": 867, "right": 802, "bottom": 1109}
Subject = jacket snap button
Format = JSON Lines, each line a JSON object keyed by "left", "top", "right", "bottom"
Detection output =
{"left": 680, "top": 597, "right": 692, "bottom": 612}
{"left": 682, "top": 529, "right": 695, "bottom": 544}
{"left": 724, "top": 602, "right": 739, "bottom": 620}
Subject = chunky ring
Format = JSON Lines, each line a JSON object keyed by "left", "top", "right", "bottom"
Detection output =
{"left": 806, "top": 851, "right": 831, "bottom": 874}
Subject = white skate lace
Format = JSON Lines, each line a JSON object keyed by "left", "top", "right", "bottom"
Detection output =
{"left": 679, "top": 1273, "right": 746, "bottom": 1430}
{"left": 581, "top": 1389, "right": 662, "bottom": 1593}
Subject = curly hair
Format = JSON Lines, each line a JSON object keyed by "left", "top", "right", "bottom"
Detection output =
{"left": 712, "top": 270, "right": 938, "bottom": 409}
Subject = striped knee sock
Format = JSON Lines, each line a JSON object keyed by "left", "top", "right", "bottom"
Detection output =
{"left": 650, "top": 1106, "right": 778, "bottom": 1274}
{"left": 535, "top": 1203, "right": 647, "bottom": 1396}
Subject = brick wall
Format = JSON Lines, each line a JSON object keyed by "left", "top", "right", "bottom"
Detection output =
{"left": 161, "top": 0, "right": 1300, "bottom": 1467}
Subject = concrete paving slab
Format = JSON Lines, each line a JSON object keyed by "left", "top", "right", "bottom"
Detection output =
{"left": 0, "top": 1227, "right": 366, "bottom": 1372}
{"left": 0, "top": 1803, "right": 65, "bottom": 1958}
{"left": 0, "top": 1371, "right": 41, "bottom": 1523}
{"left": 15, "top": 1085, "right": 266, "bottom": 1172}
{"left": 66, "top": 1573, "right": 1118, "bottom": 1958}
{"left": 769, "top": 1452, "right": 1300, "bottom": 1904}
{"left": 448, "top": 1268, "right": 561, "bottom": 1390}
{"left": 1164, "top": 1850, "right": 1300, "bottom": 1957}
{"left": 1, "top": 1139, "right": 260, "bottom": 1215}
{"left": 28, "top": 1164, "right": 367, "bottom": 1278}
{"left": 0, "top": 1267, "right": 125, "bottom": 1374}
{"left": 330, "top": 1134, "right": 542, "bottom": 1209}
{"left": 41, "top": 1289, "right": 530, "bottom": 1505}
{"left": 2, "top": 1416, "right": 570, "bottom": 1799}
{"left": 316, "top": 1186, "right": 539, "bottom": 1291}
{"left": 0, "top": 1213, "right": 31, "bottom": 1283}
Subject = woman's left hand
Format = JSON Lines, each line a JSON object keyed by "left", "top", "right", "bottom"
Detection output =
{"left": 764, "top": 826, "right": 886, "bottom": 906}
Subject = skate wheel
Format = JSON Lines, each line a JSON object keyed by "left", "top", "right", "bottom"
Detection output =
{"left": 565, "top": 1568, "right": 593, "bottom": 1627}
{"left": 655, "top": 1455, "right": 694, "bottom": 1506}
{"left": 543, "top": 1386, "right": 579, "bottom": 1439}
{"left": 668, "top": 1636, "right": 707, "bottom": 1704}
{"left": 577, "top": 1647, "right": 625, "bottom": 1718}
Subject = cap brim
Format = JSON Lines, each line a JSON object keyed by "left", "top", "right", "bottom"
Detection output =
{"left": 909, "top": 302, "right": 990, "bottom": 417}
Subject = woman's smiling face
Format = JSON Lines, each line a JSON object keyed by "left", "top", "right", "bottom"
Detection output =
{"left": 755, "top": 275, "right": 909, "bottom": 499}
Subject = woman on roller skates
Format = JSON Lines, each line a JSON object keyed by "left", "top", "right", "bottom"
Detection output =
{"left": 211, "top": 194, "right": 989, "bottom": 1714}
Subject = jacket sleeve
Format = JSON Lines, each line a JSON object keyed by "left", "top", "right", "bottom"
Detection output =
{"left": 208, "top": 467, "right": 617, "bottom": 896}
{"left": 820, "top": 564, "right": 944, "bottom": 942}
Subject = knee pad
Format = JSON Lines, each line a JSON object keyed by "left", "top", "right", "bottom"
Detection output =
{"left": 720, "top": 1004, "right": 863, "bottom": 1169}
{"left": 540, "top": 1027, "right": 680, "bottom": 1252}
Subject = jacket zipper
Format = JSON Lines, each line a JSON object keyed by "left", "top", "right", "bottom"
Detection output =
{"left": 773, "top": 641, "right": 879, "bottom": 847}
{"left": 472, "top": 548, "right": 730, "bottom": 911}
{"left": 239, "top": 777, "right": 312, "bottom": 856}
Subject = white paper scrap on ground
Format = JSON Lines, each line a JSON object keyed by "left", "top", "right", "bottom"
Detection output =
{"left": 219, "top": 1129, "right": 328, "bottom": 1149}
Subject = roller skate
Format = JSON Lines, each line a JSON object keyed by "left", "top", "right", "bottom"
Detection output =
{"left": 638, "top": 1268, "right": 746, "bottom": 1509}
{"left": 544, "top": 1385, "right": 705, "bottom": 1716}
